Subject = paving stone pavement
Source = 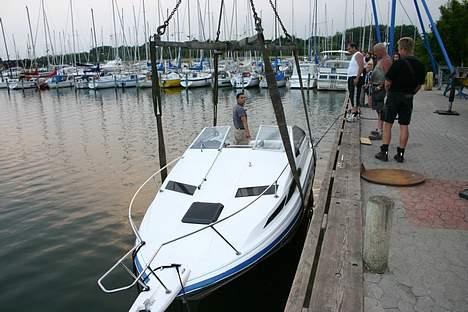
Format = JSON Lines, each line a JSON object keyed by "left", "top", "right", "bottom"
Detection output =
{"left": 359, "top": 91, "right": 468, "bottom": 312}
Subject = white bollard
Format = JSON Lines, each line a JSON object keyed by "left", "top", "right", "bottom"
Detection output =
{"left": 363, "top": 195, "right": 394, "bottom": 273}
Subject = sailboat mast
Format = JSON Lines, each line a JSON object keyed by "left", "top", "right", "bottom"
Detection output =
{"left": 26, "top": 6, "right": 37, "bottom": 68}
{"left": 112, "top": 0, "right": 119, "bottom": 59}
{"left": 313, "top": 0, "right": 318, "bottom": 59}
{"left": 12, "top": 34, "right": 19, "bottom": 69}
{"left": 70, "top": 0, "right": 77, "bottom": 65}
{"left": 132, "top": 4, "right": 139, "bottom": 62}
{"left": 0, "top": 18, "right": 12, "bottom": 77}
{"left": 142, "top": 0, "right": 148, "bottom": 62}
{"left": 91, "top": 9, "right": 99, "bottom": 63}
{"left": 41, "top": 0, "right": 50, "bottom": 69}
{"left": 341, "top": 0, "right": 348, "bottom": 56}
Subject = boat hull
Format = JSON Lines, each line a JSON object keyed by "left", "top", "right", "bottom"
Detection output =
{"left": 180, "top": 77, "right": 211, "bottom": 88}
{"left": 260, "top": 79, "right": 287, "bottom": 88}
{"left": 230, "top": 76, "right": 260, "bottom": 88}
{"left": 289, "top": 77, "right": 317, "bottom": 89}
{"left": 160, "top": 78, "right": 181, "bottom": 88}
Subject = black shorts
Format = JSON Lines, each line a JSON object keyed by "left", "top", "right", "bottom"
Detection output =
{"left": 383, "top": 92, "right": 414, "bottom": 125}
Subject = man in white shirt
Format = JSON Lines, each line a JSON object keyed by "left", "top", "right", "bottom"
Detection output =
{"left": 346, "top": 42, "right": 365, "bottom": 122}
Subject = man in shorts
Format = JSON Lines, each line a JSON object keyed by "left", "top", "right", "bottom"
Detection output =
{"left": 375, "top": 37, "right": 426, "bottom": 162}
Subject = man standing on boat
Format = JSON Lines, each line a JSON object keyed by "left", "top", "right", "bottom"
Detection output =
{"left": 375, "top": 37, "right": 426, "bottom": 162}
{"left": 233, "top": 92, "right": 251, "bottom": 145}
{"left": 346, "top": 42, "right": 365, "bottom": 122}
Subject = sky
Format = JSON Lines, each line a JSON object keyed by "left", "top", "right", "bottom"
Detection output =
{"left": 0, "top": 0, "right": 449, "bottom": 59}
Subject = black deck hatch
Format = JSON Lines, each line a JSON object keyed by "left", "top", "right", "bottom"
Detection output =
{"left": 181, "top": 202, "right": 224, "bottom": 224}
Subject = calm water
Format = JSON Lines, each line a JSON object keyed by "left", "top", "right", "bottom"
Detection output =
{"left": 0, "top": 86, "right": 344, "bottom": 311}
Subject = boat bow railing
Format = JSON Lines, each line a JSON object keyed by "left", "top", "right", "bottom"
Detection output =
{"left": 98, "top": 148, "right": 297, "bottom": 295}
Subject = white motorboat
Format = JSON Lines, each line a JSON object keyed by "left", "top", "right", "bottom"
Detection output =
{"left": 46, "top": 75, "right": 75, "bottom": 89}
{"left": 289, "top": 62, "right": 318, "bottom": 89}
{"left": 8, "top": 78, "right": 37, "bottom": 90}
{"left": 316, "top": 59, "right": 349, "bottom": 91}
{"left": 88, "top": 75, "right": 117, "bottom": 90}
{"left": 230, "top": 71, "right": 260, "bottom": 88}
{"left": 316, "top": 50, "right": 350, "bottom": 91}
{"left": 211, "top": 71, "right": 232, "bottom": 88}
{"left": 98, "top": 125, "right": 315, "bottom": 311}
{"left": 180, "top": 72, "right": 212, "bottom": 88}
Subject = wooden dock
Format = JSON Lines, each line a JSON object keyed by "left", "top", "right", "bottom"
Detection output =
{"left": 285, "top": 109, "right": 363, "bottom": 312}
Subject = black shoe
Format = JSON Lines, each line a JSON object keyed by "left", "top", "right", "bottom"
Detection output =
{"left": 369, "top": 133, "right": 382, "bottom": 140}
{"left": 370, "top": 130, "right": 380, "bottom": 136}
{"left": 394, "top": 147, "right": 405, "bottom": 163}
{"left": 375, "top": 150, "right": 388, "bottom": 161}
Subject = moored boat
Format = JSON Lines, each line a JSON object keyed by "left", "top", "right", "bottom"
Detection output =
{"left": 260, "top": 71, "right": 287, "bottom": 88}
{"left": 180, "top": 72, "right": 211, "bottom": 88}
{"left": 230, "top": 71, "right": 260, "bottom": 88}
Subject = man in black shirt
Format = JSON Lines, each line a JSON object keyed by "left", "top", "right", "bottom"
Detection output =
{"left": 375, "top": 37, "right": 426, "bottom": 162}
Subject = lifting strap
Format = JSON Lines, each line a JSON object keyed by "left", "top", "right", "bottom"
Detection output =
{"left": 249, "top": 1, "right": 304, "bottom": 204}
{"left": 150, "top": 36, "right": 168, "bottom": 182}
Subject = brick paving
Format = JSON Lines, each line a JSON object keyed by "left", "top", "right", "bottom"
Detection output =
{"left": 358, "top": 90, "right": 468, "bottom": 312}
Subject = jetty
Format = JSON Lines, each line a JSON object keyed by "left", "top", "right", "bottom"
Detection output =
{"left": 285, "top": 89, "right": 468, "bottom": 312}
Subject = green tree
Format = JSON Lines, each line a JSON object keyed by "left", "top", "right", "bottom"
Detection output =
{"left": 423, "top": 0, "right": 468, "bottom": 67}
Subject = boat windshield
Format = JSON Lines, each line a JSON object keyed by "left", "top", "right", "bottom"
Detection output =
{"left": 254, "top": 126, "right": 284, "bottom": 150}
{"left": 190, "top": 126, "right": 230, "bottom": 149}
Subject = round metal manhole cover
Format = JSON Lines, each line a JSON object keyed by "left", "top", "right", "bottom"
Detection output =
{"left": 360, "top": 164, "right": 425, "bottom": 186}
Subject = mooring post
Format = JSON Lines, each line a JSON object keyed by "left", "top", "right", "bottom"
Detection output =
{"left": 363, "top": 195, "right": 394, "bottom": 273}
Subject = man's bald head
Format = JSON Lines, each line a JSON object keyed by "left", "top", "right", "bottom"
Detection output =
{"left": 373, "top": 43, "right": 388, "bottom": 58}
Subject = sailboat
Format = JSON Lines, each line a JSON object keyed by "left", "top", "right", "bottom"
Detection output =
{"left": 98, "top": 125, "right": 315, "bottom": 311}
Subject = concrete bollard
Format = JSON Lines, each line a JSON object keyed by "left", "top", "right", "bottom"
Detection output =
{"left": 363, "top": 195, "right": 394, "bottom": 273}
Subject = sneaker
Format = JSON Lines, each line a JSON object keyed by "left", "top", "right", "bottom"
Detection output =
{"left": 394, "top": 153, "right": 404, "bottom": 163}
{"left": 370, "top": 130, "right": 380, "bottom": 135}
{"left": 369, "top": 133, "right": 382, "bottom": 140}
{"left": 375, "top": 150, "right": 388, "bottom": 161}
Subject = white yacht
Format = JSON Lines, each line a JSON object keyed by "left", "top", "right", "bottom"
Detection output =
{"left": 180, "top": 72, "right": 212, "bottom": 88}
{"left": 230, "top": 71, "right": 260, "bottom": 88}
{"left": 289, "top": 62, "right": 318, "bottom": 89}
{"left": 98, "top": 125, "right": 315, "bottom": 312}
{"left": 316, "top": 50, "right": 350, "bottom": 91}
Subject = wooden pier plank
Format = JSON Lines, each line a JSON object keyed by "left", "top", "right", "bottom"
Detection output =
{"left": 308, "top": 120, "right": 363, "bottom": 312}
{"left": 284, "top": 121, "right": 342, "bottom": 312}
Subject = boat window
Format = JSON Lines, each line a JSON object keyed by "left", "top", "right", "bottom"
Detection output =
{"left": 254, "top": 126, "right": 283, "bottom": 150}
{"left": 319, "top": 75, "right": 328, "bottom": 79}
{"left": 165, "top": 181, "right": 197, "bottom": 195}
{"left": 190, "top": 126, "right": 230, "bottom": 149}
{"left": 235, "top": 185, "right": 277, "bottom": 198}
{"left": 264, "top": 197, "right": 286, "bottom": 227}
{"left": 339, "top": 76, "right": 348, "bottom": 80}
{"left": 293, "top": 126, "right": 306, "bottom": 156}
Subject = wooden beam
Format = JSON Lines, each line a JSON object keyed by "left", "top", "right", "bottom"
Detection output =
{"left": 151, "top": 38, "right": 296, "bottom": 52}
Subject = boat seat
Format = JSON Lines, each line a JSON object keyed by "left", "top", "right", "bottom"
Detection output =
{"left": 182, "top": 202, "right": 224, "bottom": 224}
{"left": 256, "top": 140, "right": 283, "bottom": 150}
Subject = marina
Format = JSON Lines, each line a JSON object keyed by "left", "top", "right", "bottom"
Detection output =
{"left": 1, "top": 0, "right": 467, "bottom": 311}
